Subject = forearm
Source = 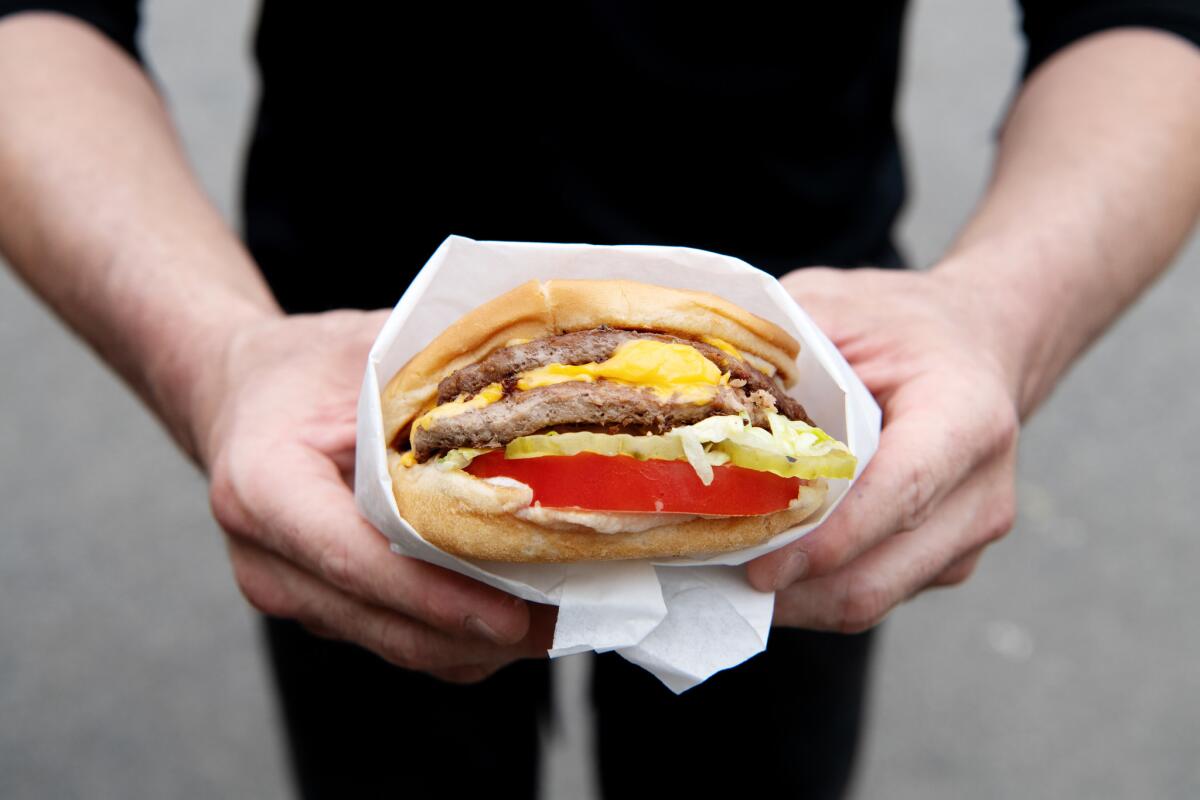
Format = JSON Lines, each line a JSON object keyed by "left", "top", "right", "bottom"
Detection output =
{"left": 934, "top": 28, "right": 1200, "bottom": 417}
{"left": 0, "top": 13, "right": 549, "bottom": 665}
{"left": 0, "top": 13, "right": 280, "bottom": 460}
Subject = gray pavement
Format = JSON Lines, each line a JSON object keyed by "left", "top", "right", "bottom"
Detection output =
{"left": 2, "top": 2, "right": 1198, "bottom": 799}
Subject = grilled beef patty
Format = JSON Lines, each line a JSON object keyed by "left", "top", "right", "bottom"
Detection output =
{"left": 436, "top": 327, "right": 809, "bottom": 422}
{"left": 413, "top": 381, "right": 755, "bottom": 462}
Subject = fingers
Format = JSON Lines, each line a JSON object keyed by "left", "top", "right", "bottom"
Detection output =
{"left": 929, "top": 546, "right": 984, "bottom": 588}
{"left": 772, "top": 451, "right": 1016, "bottom": 632}
{"left": 204, "top": 310, "right": 553, "bottom": 681}
{"left": 211, "top": 440, "right": 532, "bottom": 645}
{"left": 228, "top": 537, "right": 553, "bottom": 674}
{"left": 748, "top": 379, "right": 1017, "bottom": 592}
{"left": 778, "top": 266, "right": 872, "bottom": 336}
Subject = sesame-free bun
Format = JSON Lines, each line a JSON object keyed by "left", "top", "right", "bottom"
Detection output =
{"left": 382, "top": 279, "right": 800, "bottom": 443}
{"left": 388, "top": 452, "right": 826, "bottom": 562}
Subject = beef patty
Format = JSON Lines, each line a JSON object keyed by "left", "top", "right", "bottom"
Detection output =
{"left": 413, "top": 381, "right": 758, "bottom": 462}
{"left": 409, "top": 329, "right": 814, "bottom": 462}
{"left": 436, "top": 327, "right": 810, "bottom": 423}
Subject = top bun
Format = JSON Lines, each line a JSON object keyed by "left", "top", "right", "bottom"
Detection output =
{"left": 382, "top": 279, "right": 800, "bottom": 444}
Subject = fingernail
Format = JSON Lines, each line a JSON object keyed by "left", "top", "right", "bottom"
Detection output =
{"left": 773, "top": 549, "right": 808, "bottom": 590}
{"left": 464, "top": 614, "right": 508, "bottom": 644}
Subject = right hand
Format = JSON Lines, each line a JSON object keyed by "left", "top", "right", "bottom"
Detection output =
{"left": 195, "top": 310, "right": 555, "bottom": 683}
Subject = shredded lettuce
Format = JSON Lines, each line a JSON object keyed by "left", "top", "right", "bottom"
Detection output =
{"left": 677, "top": 427, "right": 713, "bottom": 485}
{"left": 434, "top": 448, "right": 490, "bottom": 471}
{"left": 440, "top": 411, "right": 855, "bottom": 485}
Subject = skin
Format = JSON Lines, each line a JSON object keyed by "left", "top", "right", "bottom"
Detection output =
{"left": 1, "top": 13, "right": 1198, "bottom": 676}
{"left": 0, "top": 14, "right": 554, "bottom": 682}
{"left": 755, "top": 29, "right": 1200, "bottom": 627}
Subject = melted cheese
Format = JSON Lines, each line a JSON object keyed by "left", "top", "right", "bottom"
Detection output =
{"left": 412, "top": 382, "right": 504, "bottom": 432}
{"left": 701, "top": 336, "right": 743, "bottom": 360}
{"left": 516, "top": 339, "right": 727, "bottom": 404}
{"left": 408, "top": 339, "right": 731, "bottom": 444}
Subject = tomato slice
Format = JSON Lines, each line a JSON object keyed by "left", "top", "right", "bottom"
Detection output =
{"left": 465, "top": 451, "right": 804, "bottom": 516}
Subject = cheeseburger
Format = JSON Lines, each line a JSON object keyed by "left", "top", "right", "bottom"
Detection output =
{"left": 383, "top": 279, "right": 855, "bottom": 562}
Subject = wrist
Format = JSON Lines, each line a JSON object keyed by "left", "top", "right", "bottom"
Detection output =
{"left": 930, "top": 244, "right": 1078, "bottom": 420}
{"left": 142, "top": 297, "right": 280, "bottom": 469}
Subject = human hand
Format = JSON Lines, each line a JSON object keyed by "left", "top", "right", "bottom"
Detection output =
{"left": 195, "top": 310, "right": 554, "bottom": 683}
{"left": 747, "top": 267, "right": 1021, "bottom": 631}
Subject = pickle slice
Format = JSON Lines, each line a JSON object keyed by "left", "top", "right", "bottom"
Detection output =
{"left": 714, "top": 440, "right": 857, "bottom": 480}
{"left": 505, "top": 431, "right": 686, "bottom": 462}
{"left": 465, "top": 411, "right": 859, "bottom": 482}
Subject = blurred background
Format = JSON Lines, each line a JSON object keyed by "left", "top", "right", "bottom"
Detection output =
{"left": 2, "top": 1, "right": 1198, "bottom": 798}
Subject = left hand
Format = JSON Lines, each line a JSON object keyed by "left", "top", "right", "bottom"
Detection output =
{"left": 747, "top": 266, "right": 1023, "bottom": 631}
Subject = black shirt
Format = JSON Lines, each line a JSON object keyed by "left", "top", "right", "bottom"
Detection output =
{"left": 3, "top": 2, "right": 1199, "bottom": 312}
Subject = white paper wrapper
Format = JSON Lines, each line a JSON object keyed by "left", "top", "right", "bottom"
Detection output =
{"left": 355, "top": 236, "right": 881, "bottom": 692}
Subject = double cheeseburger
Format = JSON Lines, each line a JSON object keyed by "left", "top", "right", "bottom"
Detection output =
{"left": 383, "top": 279, "right": 855, "bottom": 562}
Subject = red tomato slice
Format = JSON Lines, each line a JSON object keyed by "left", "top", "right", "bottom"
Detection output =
{"left": 465, "top": 451, "right": 804, "bottom": 516}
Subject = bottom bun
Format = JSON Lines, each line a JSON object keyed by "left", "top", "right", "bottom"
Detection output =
{"left": 387, "top": 453, "right": 827, "bottom": 562}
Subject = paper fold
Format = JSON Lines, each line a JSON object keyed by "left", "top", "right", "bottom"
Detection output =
{"left": 355, "top": 236, "right": 881, "bottom": 692}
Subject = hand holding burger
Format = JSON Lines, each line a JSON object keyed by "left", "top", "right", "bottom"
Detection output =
{"left": 196, "top": 310, "right": 554, "bottom": 683}
{"left": 751, "top": 267, "right": 1021, "bottom": 632}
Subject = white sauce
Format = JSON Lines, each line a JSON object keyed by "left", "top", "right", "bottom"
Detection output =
{"left": 483, "top": 476, "right": 701, "bottom": 534}
{"left": 482, "top": 476, "right": 529, "bottom": 491}
{"left": 516, "top": 504, "right": 700, "bottom": 534}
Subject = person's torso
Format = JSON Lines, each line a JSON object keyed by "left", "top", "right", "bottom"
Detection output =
{"left": 243, "top": 2, "right": 908, "bottom": 311}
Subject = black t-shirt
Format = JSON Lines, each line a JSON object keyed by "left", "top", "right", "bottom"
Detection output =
{"left": 3, "top": 2, "right": 1199, "bottom": 312}
{"left": 242, "top": 3, "right": 913, "bottom": 313}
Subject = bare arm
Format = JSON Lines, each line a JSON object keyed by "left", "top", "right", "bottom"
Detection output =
{"left": 0, "top": 13, "right": 550, "bottom": 678}
{"left": 754, "top": 29, "right": 1200, "bottom": 625}
{"left": 0, "top": 13, "right": 276, "bottom": 461}
{"left": 942, "top": 28, "right": 1200, "bottom": 417}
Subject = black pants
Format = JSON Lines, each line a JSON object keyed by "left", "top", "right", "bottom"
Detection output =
{"left": 264, "top": 618, "right": 875, "bottom": 799}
